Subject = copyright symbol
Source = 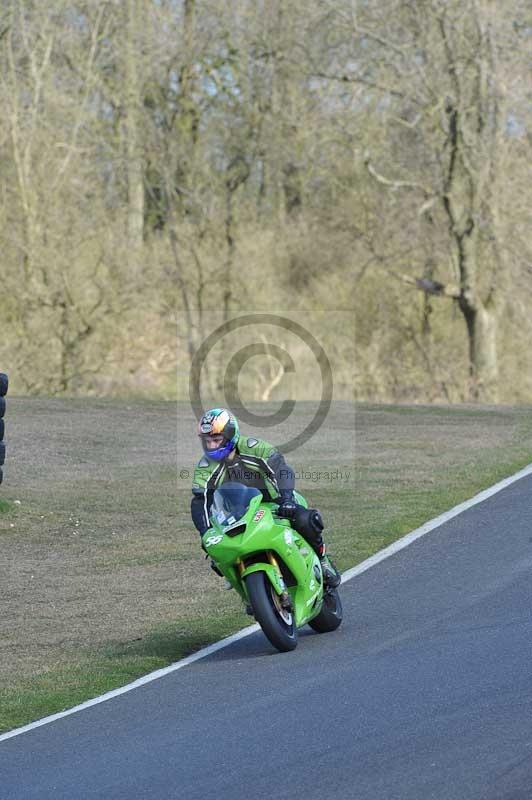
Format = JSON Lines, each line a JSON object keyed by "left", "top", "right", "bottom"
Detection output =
{"left": 189, "top": 314, "right": 333, "bottom": 454}
{"left": 180, "top": 469, "right": 190, "bottom": 480}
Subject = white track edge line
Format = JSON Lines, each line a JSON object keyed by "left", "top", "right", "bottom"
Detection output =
{"left": 0, "top": 623, "right": 259, "bottom": 743}
{"left": 2, "top": 460, "right": 532, "bottom": 744}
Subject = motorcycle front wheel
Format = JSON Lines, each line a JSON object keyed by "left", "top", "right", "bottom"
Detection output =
{"left": 246, "top": 571, "right": 298, "bottom": 652}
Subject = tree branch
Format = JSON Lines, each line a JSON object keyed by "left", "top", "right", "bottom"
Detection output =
{"left": 389, "top": 270, "right": 461, "bottom": 298}
{"left": 363, "top": 151, "right": 433, "bottom": 197}
{"left": 312, "top": 70, "right": 408, "bottom": 101}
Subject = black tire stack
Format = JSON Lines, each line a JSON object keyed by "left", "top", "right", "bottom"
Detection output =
{"left": 0, "top": 373, "right": 7, "bottom": 485}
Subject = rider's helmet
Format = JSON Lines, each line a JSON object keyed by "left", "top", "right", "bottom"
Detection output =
{"left": 198, "top": 408, "right": 239, "bottom": 461}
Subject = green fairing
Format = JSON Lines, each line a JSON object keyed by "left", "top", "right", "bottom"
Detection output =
{"left": 202, "top": 490, "right": 324, "bottom": 630}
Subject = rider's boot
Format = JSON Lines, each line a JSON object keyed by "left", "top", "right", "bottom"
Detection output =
{"left": 208, "top": 557, "right": 223, "bottom": 577}
{"left": 317, "top": 542, "right": 341, "bottom": 588}
{"left": 205, "top": 555, "right": 233, "bottom": 589}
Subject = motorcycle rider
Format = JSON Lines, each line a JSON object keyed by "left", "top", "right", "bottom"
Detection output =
{"left": 190, "top": 407, "right": 341, "bottom": 588}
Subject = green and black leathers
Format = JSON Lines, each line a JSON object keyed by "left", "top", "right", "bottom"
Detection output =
{"left": 191, "top": 435, "right": 295, "bottom": 535}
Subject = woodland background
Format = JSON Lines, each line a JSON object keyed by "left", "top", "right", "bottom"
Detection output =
{"left": 0, "top": 0, "right": 531, "bottom": 403}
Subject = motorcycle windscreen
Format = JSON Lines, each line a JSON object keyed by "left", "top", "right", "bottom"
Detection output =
{"left": 211, "top": 482, "right": 261, "bottom": 526}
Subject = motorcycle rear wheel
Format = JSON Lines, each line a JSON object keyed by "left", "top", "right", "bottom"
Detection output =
{"left": 246, "top": 571, "right": 298, "bottom": 652}
{"left": 308, "top": 588, "right": 343, "bottom": 633}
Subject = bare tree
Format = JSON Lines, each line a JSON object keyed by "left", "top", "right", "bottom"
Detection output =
{"left": 0, "top": 0, "right": 529, "bottom": 402}
{"left": 316, "top": 0, "right": 529, "bottom": 401}
{"left": 124, "top": 0, "right": 146, "bottom": 268}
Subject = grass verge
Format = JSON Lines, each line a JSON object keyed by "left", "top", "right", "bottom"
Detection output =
{"left": 0, "top": 611, "right": 246, "bottom": 734}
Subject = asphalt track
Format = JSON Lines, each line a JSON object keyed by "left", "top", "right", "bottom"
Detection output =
{"left": 2, "top": 475, "right": 532, "bottom": 800}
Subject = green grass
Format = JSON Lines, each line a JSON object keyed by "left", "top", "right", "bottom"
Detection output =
{"left": 0, "top": 498, "right": 12, "bottom": 513}
{"left": 2, "top": 399, "right": 532, "bottom": 733}
{"left": 311, "top": 455, "right": 532, "bottom": 571}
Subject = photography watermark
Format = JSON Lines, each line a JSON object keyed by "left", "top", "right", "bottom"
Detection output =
{"left": 282, "top": 468, "right": 351, "bottom": 484}
{"left": 189, "top": 313, "right": 334, "bottom": 454}
{"left": 178, "top": 466, "right": 351, "bottom": 484}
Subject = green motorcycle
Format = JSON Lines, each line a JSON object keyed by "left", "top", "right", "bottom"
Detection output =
{"left": 202, "top": 482, "right": 343, "bottom": 652}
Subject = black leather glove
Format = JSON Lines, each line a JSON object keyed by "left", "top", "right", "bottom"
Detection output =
{"left": 277, "top": 498, "right": 298, "bottom": 519}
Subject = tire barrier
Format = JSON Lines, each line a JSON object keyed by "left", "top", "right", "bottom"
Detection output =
{"left": 0, "top": 373, "right": 7, "bottom": 486}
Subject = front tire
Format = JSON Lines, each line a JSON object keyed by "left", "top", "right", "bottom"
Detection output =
{"left": 308, "top": 588, "right": 343, "bottom": 633}
{"left": 246, "top": 571, "right": 297, "bottom": 652}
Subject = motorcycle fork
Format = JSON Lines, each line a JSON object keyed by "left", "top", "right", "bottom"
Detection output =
{"left": 237, "top": 552, "right": 281, "bottom": 577}
{"left": 267, "top": 552, "right": 292, "bottom": 610}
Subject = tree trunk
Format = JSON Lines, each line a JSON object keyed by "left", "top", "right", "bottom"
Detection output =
{"left": 439, "top": 1, "right": 502, "bottom": 402}
{"left": 125, "top": 0, "right": 144, "bottom": 267}
{"left": 461, "top": 301, "right": 499, "bottom": 402}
